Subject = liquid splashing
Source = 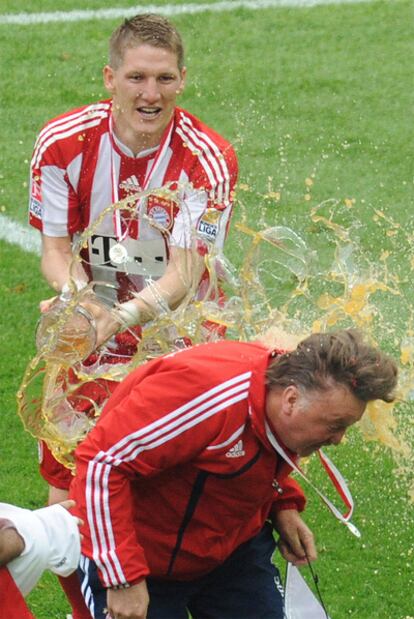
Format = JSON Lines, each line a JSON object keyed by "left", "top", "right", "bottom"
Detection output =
{"left": 16, "top": 185, "right": 414, "bottom": 499}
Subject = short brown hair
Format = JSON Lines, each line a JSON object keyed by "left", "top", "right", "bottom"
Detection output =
{"left": 266, "top": 329, "right": 398, "bottom": 403}
{"left": 109, "top": 14, "right": 185, "bottom": 70}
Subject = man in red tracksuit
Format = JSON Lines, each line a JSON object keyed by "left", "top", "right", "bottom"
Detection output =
{"left": 71, "top": 330, "right": 397, "bottom": 619}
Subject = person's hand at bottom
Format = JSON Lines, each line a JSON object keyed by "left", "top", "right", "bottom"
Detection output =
{"left": 274, "top": 509, "right": 317, "bottom": 566}
{"left": 107, "top": 581, "right": 149, "bottom": 619}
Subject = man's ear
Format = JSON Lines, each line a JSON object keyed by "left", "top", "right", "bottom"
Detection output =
{"left": 176, "top": 66, "right": 187, "bottom": 95}
{"left": 103, "top": 65, "right": 115, "bottom": 94}
{"left": 280, "top": 385, "right": 299, "bottom": 418}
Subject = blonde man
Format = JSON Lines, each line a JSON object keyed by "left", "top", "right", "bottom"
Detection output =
{"left": 29, "top": 14, "right": 238, "bottom": 618}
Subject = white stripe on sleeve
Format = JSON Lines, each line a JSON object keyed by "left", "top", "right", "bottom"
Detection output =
{"left": 85, "top": 371, "right": 252, "bottom": 585}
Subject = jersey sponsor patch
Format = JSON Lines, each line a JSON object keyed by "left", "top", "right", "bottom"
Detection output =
{"left": 88, "top": 234, "right": 167, "bottom": 277}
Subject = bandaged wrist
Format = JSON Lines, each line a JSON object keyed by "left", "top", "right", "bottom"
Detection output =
{"left": 61, "top": 279, "right": 88, "bottom": 300}
{"left": 142, "top": 281, "right": 170, "bottom": 316}
{"left": 114, "top": 300, "right": 141, "bottom": 327}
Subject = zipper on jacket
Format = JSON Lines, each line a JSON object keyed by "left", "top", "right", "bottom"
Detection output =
{"left": 166, "top": 447, "right": 263, "bottom": 576}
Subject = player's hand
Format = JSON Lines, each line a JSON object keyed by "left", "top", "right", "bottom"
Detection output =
{"left": 79, "top": 299, "right": 120, "bottom": 347}
{"left": 107, "top": 581, "right": 149, "bottom": 619}
{"left": 273, "top": 509, "right": 317, "bottom": 565}
{"left": 39, "top": 295, "right": 58, "bottom": 313}
{"left": 36, "top": 291, "right": 120, "bottom": 359}
{"left": 58, "top": 499, "right": 84, "bottom": 538}
{"left": 58, "top": 499, "right": 76, "bottom": 512}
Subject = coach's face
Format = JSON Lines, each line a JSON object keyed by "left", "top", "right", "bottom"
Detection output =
{"left": 266, "top": 384, "right": 366, "bottom": 457}
{"left": 104, "top": 44, "right": 186, "bottom": 153}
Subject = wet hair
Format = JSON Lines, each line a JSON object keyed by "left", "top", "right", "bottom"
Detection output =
{"left": 266, "top": 329, "right": 398, "bottom": 403}
{"left": 109, "top": 14, "right": 185, "bottom": 70}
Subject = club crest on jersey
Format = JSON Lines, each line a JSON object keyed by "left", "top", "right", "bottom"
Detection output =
{"left": 147, "top": 196, "right": 175, "bottom": 230}
{"left": 197, "top": 208, "right": 221, "bottom": 241}
{"left": 30, "top": 180, "right": 43, "bottom": 218}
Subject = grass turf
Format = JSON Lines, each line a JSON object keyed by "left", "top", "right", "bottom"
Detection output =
{"left": 0, "top": 1, "right": 413, "bottom": 617}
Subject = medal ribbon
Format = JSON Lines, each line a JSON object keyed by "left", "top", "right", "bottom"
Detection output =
{"left": 109, "top": 113, "right": 175, "bottom": 242}
{"left": 264, "top": 420, "right": 361, "bottom": 537}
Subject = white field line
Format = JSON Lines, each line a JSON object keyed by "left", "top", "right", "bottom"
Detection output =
{"left": 0, "top": 0, "right": 376, "bottom": 26}
{"left": 0, "top": 215, "right": 41, "bottom": 255}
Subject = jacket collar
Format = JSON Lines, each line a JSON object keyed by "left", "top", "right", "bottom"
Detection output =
{"left": 247, "top": 345, "right": 298, "bottom": 465}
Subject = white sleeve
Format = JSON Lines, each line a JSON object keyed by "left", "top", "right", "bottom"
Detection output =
{"left": 29, "top": 152, "right": 83, "bottom": 237}
{"left": 0, "top": 503, "right": 47, "bottom": 596}
{"left": 34, "top": 504, "right": 81, "bottom": 577}
{"left": 171, "top": 186, "right": 232, "bottom": 251}
{"left": 0, "top": 503, "right": 80, "bottom": 596}
{"left": 39, "top": 165, "right": 71, "bottom": 236}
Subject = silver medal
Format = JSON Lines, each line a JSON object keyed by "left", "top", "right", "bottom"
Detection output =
{"left": 109, "top": 243, "right": 129, "bottom": 265}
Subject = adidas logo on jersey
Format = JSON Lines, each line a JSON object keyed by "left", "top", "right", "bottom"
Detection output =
{"left": 225, "top": 440, "right": 245, "bottom": 458}
{"left": 120, "top": 175, "right": 141, "bottom": 193}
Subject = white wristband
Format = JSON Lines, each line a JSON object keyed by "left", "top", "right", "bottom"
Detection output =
{"left": 61, "top": 279, "right": 88, "bottom": 300}
{"left": 115, "top": 300, "right": 141, "bottom": 328}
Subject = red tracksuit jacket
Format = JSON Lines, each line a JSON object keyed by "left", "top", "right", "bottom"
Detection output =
{"left": 71, "top": 340, "right": 306, "bottom": 587}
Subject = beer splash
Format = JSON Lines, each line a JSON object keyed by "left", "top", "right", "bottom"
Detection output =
{"left": 16, "top": 187, "right": 414, "bottom": 498}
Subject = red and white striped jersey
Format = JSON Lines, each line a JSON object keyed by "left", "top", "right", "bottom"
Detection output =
{"left": 29, "top": 100, "right": 238, "bottom": 295}
{"left": 70, "top": 340, "right": 305, "bottom": 586}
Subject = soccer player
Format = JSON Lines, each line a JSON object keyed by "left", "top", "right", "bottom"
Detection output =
{"left": 70, "top": 329, "right": 397, "bottom": 619}
{"left": 0, "top": 500, "right": 81, "bottom": 619}
{"left": 28, "top": 14, "right": 237, "bottom": 617}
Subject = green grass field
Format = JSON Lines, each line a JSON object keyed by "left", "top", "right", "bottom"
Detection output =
{"left": 1, "top": 0, "right": 413, "bottom": 617}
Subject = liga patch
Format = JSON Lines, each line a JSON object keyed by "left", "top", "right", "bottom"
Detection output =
{"left": 30, "top": 180, "right": 43, "bottom": 218}
{"left": 197, "top": 208, "right": 223, "bottom": 240}
{"left": 197, "top": 218, "right": 218, "bottom": 240}
{"left": 30, "top": 197, "right": 43, "bottom": 218}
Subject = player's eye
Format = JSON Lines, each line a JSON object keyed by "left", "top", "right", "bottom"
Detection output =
{"left": 159, "top": 75, "right": 175, "bottom": 83}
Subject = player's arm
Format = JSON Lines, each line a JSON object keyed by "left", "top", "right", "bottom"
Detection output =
{"left": 273, "top": 509, "right": 317, "bottom": 566}
{"left": 38, "top": 238, "right": 203, "bottom": 347}
{"left": 123, "top": 244, "right": 204, "bottom": 318}
{"left": 41, "top": 235, "right": 88, "bottom": 293}
{"left": 269, "top": 477, "right": 316, "bottom": 565}
{"left": 82, "top": 244, "right": 204, "bottom": 346}
{"left": 38, "top": 235, "right": 89, "bottom": 313}
{"left": 107, "top": 582, "right": 149, "bottom": 619}
{"left": 0, "top": 522, "right": 24, "bottom": 566}
{"left": 127, "top": 244, "right": 203, "bottom": 316}
{"left": 29, "top": 140, "right": 87, "bottom": 297}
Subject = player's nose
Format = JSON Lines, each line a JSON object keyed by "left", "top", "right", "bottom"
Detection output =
{"left": 140, "top": 78, "right": 161, "bottom": 103}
